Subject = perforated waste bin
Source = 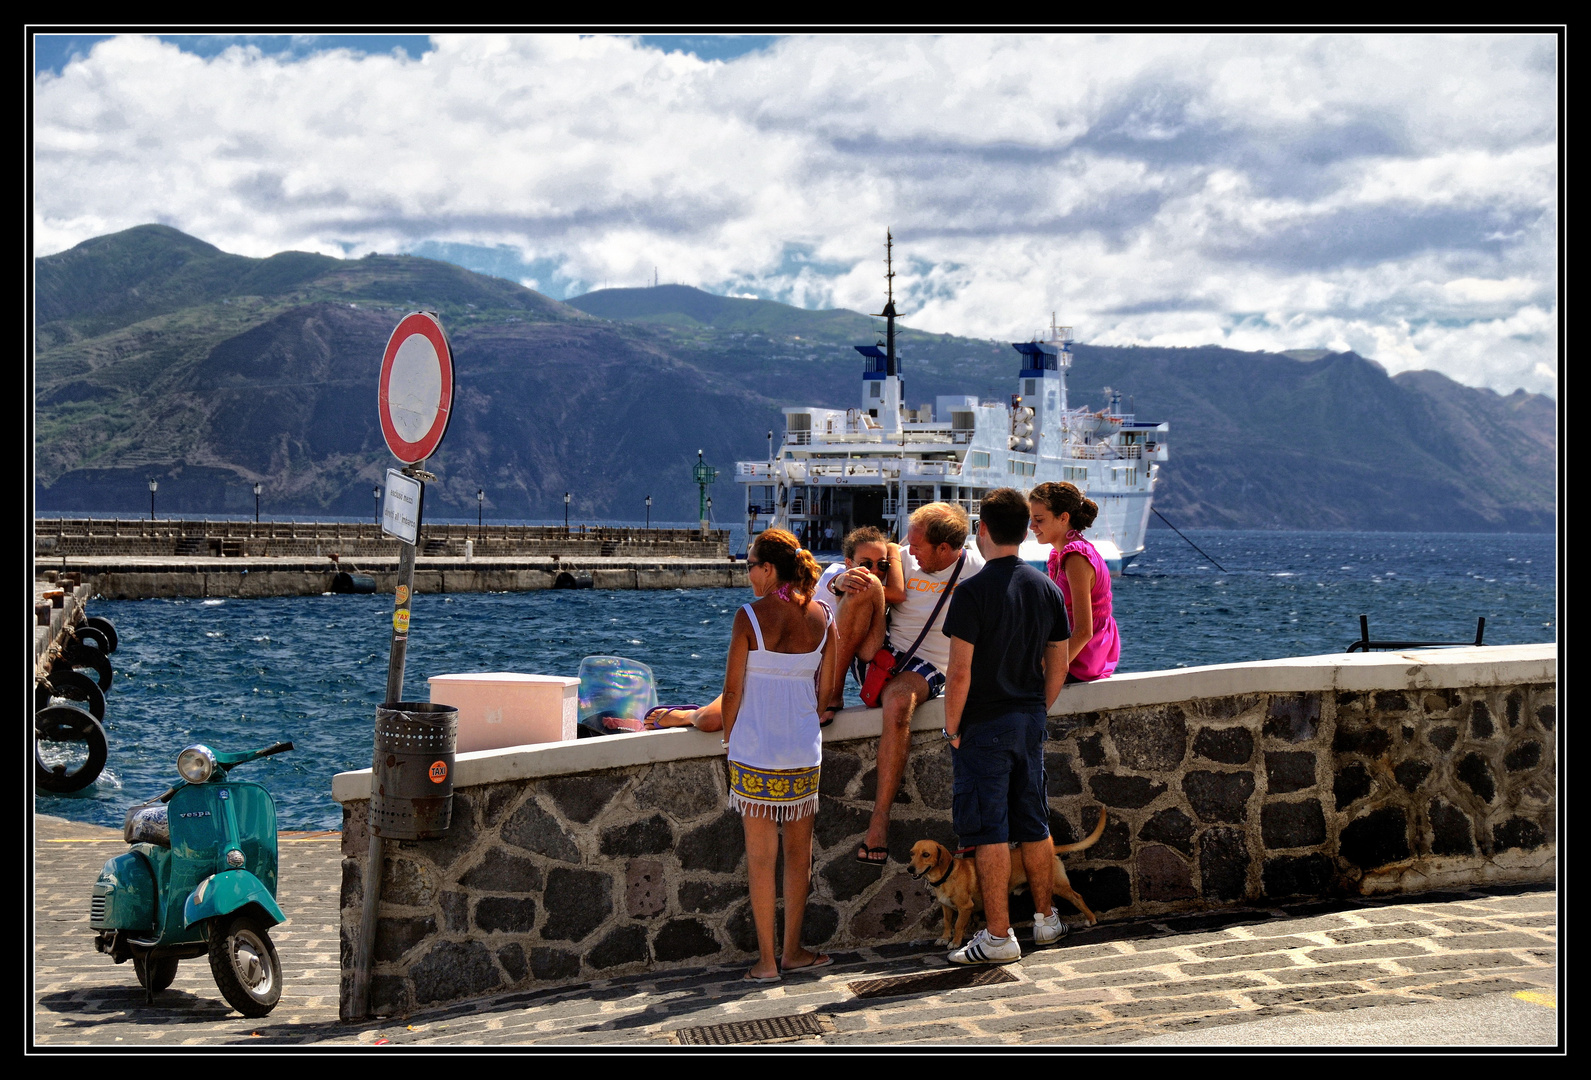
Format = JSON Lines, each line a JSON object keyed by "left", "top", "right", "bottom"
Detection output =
{"left": 370, "top": 701, "right": 457, "bottom": 840}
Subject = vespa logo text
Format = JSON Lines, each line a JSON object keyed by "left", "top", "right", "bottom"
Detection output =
{"left": 178, "top": 810, "right": 212, "bottom": 819}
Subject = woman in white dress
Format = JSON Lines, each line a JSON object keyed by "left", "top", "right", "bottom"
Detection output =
{"left": 721, "top": 528, "right": 838, "bottom": 982}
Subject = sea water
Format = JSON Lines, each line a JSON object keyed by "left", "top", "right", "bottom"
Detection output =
{"left": 36, "top": 529, "right": 1556, "bottom": 831}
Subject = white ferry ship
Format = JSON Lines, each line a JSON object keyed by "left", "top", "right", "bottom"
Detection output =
{"left": 735, "top": 236, "right": 1168, "bottom": 574}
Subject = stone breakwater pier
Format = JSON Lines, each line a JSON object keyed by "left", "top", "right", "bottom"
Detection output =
{"left": 330, "top": 643, "right": 1555, "bottom": 1021}
{"left": 36, "top": 519, "right": 747, "bottom": 598}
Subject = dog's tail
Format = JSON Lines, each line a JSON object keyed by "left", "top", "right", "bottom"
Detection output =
{"left": 1053, "top": 806, "right": 1108, "bottom": 855}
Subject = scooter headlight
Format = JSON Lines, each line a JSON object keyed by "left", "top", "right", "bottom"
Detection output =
{"left": 177, "top": 745, "right": 218, "bottom": 784}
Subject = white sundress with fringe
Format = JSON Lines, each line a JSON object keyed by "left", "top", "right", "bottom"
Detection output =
{"left": 725, "top": 601, "right": 830, "bottom": 822}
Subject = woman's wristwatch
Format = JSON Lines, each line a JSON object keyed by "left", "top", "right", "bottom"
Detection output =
{"left": 942, "top": 727, "right": 958, "bottom": 742}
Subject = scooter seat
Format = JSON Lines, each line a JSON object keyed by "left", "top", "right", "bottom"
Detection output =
{"left": 123, "top": 804, "right": 170, "bottom": 847}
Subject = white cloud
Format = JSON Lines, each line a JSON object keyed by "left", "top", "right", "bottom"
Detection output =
{"left": 32, "top": 32, "right": 1560, "bottom": 396}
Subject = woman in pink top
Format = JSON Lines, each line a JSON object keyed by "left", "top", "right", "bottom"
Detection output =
{"left": 1028, "top": 482, "right": 1120, "bottom": 682}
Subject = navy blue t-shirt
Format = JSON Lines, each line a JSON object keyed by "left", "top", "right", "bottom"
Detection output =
{"left": 941, "top": 555, "right": 1069, "bottom": 725}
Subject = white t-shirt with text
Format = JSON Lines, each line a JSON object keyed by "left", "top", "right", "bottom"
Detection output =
{"left": 886, "top": 544, "right": 984, "bottom": 673}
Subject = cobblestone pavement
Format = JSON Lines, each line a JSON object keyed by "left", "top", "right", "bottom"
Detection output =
{"left": 34, "top": 814, "right": 1558, "bottom": 1048}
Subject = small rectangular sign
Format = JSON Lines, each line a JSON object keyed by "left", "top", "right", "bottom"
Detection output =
{"left": 381, "top": 469, "right": 423, "bottom": 544}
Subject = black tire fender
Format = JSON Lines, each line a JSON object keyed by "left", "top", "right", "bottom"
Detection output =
{"left": 34, "top": 705, "right": 109, "bottom": 793}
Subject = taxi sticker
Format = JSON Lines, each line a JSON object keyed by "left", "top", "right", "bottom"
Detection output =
{"left": 395, "top": 584, "right": 410, "bottom": 606}
{"left": 393, "top": 608, "right": 411, "bottom": 633}
{"left": 428, "top": 760, "right": 448, "bottom": 783}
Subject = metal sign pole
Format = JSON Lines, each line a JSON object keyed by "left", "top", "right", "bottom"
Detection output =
{"left": 347, "top": 312, "right": 452, "bottom": 1022}
{"left": 348, "top": 464, "right": 427, "bottom": 1021}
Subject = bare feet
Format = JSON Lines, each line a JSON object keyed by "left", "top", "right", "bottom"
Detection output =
{"left": 646, "top": 707, "right": 699, "bottom": 728}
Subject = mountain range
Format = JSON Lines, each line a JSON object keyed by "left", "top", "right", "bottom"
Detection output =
{"left": 32, "top": 225, "right": 1557, "bottom": 532}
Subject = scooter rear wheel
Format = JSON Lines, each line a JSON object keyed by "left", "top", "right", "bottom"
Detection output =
{"left": 208, "top": 915, "right": 282, "bottom": 1017}
{"left": 134, "top": 953, "right": 179, "bottom": 992}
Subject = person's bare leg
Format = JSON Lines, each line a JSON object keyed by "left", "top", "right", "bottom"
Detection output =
{"left": 830, "top": 582, "right": 886, "bottom": 707}
{"left": 742, "top": 813, "right": 781, "bottom": 979}
{"left": 863, "top": 672, "right": 928, "bottom": 852}
{"left": 778, "top": 813, "right": 828, "bottom": 969}
{"left": 652, "top": 696, "right": 723, "bottom": 731}
{"left": 1019, "top": 836, "right": 1054, "bottom": 921}
{"left": 974, "top": 843, "right": 1014, "bottom": 937}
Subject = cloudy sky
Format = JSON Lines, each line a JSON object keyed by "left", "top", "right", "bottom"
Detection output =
{"left": 33, "top": 33, "right": 1559, "bottom": 397}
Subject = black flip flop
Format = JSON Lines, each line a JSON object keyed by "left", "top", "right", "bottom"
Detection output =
{"left": 855, "top": 844, "right": 889, "bottom": 866}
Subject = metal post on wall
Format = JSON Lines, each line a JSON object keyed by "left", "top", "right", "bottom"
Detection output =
{"left": 348, "top": 462, "right": 425, "bottom": 1021}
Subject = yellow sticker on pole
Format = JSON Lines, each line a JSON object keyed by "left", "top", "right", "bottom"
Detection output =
{"left": 395, "top": 584, "right": 410, "bottom": 606}
{"left": 393, "top": 608, "right": 411, "bottom": 633}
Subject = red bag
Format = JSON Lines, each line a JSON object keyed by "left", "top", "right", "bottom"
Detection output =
{"left": 856, "top": 552, "right": 967, "bottom": 708}
{"left": 858, "top": 647, "right": 898, "bottom": 708}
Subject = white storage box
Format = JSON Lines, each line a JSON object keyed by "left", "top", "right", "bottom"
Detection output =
{"left": 428, "top": 673, "right": 580, "bottom": 752}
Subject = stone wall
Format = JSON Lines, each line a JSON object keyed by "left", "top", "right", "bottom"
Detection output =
{"left": 333, "top": 644, "right": 1556, "bottom": 1017}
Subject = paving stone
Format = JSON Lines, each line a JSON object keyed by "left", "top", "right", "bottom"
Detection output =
{"left": 1299, "top": 993, "right": 1422, "bottom": 1013}
{"left": 1244, "top": 982, "right": 1368, "bottom": 1007}
{"left": 1069, "top": 952, "right": 1185, "bottom": 974}
{"left": 1126, "top": 974, "right": 1269, "bottom": 998}
{"left": 1177, "top": 954, "right": 1300, "bottom": 978}
{"left": 1304, "top": 943, "right": 1436, "bottom": 963}
{"left": 1324, "top": 923, "right": 1432, "bottom": 944}
{"left": 1435, "top": 932, "right": 1551, "bottom": 950}
{"left": 1396, "top": 951, "right": 1548, "bottom": 973}
{"left": 1106, "top": 993, "right": 1237, "bottom": 1018}
{"left": 1058, "top": 969, "right": 1183, "bottom": 991}
{"left": 974, "top": 1008, "right": 1101, "bottom": 1033}
{"left": 1189, "top": 936, "right": 1317, "bottom": 958}
{"left": 1407, "top": 977, "right": 1541, "bottom": 1000}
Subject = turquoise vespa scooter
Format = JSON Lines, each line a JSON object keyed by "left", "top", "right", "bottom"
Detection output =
{"left": 91, "top": 740, "right": 293, "bottom": 1017}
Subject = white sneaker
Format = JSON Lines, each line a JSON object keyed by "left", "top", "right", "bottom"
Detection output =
{"left": 947, "top": 928, "right": 1021, "bottom": 965}
{"left": 1033, "top": 907, "right": 1069, "bottom": 946}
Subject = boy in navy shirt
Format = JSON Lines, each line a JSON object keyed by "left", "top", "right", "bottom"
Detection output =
{"left": 940, "top": 487, "right": 1071, "bottom": 964}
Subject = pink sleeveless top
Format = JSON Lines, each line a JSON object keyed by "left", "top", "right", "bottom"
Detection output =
{"left": 1047, "top": 531, "right": 1120, "bottom": 681}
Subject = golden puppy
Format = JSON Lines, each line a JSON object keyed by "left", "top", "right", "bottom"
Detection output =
{"left": 908, "top": 807, "right": 1107, "bottom": 948}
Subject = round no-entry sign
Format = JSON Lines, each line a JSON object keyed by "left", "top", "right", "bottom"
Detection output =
{"left": 378, "top": 312, "right": 454, "bottom": 464}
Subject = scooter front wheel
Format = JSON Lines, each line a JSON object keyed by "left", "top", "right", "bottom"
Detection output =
{"left": 207, "top": 915, "right": 282, "bottom": 1017}
{"left": 134, "top": 953, "right": 179, "bottom": 992}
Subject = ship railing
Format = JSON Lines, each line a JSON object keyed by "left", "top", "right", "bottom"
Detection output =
{"left": 737, "top": 462, "right": 777, "bottom": 478}
{"left": 902, "top": 460, "right": 962, "bottom": 478}
{"left": 785, "top": 432, "right": 813, "bottom": 446}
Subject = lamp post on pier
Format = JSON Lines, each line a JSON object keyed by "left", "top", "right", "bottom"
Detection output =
{"left": 254, "top": 482, "right": 262, "bottom": 524}
{"left": 564, "top": 491, "right": 571, "bottom": 533}
{"left": 645, "top": 494, "right": 652, "bottom": 531}
{"left": 477, "top": 488, "right": 484, "bottom": 541}
{"left": 374, "top": 485, "right": 381, "bottom": 527}
{"left": 148, "top": 478, "right": 157, "bottom": 522}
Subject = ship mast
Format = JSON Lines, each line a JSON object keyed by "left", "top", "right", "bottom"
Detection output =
{"left": 875, "top": 230, "right": 898, "bottom": 377}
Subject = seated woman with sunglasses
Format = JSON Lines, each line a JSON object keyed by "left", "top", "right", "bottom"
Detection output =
{"left": 648, "top": 526, "right": 902, "bottom": 731}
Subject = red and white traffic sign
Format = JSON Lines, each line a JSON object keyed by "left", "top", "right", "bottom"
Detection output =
{"left": 378, "top": 312, "right": 454, "bottom": 464}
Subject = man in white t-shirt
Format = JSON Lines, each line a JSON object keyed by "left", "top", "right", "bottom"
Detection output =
{"left": 845, "top": 503, "right": 984, "bottom": 867}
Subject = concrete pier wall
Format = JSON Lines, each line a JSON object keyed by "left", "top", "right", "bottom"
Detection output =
{"left": 52, "top": 557, "right": 750, "bottom": 599}
{"left": 331, "top": 644, "right": 1556, "bottom": 1018}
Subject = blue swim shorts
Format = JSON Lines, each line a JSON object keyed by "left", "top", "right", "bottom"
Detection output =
{"left": 951, "top": 706, "right": 1050, "bottom": 847}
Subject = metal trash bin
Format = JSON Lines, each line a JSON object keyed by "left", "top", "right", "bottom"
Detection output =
{"left": 370, "top": 701, "right": 458, "bottom": 840}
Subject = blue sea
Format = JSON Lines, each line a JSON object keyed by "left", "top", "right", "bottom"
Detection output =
{"left": 36, "top": 527, "right": 1556, "bottom": 831}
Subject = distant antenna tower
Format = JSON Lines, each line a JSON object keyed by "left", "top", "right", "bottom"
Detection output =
{"left": 654, "top": 266, "right": 658, "bottom": 288}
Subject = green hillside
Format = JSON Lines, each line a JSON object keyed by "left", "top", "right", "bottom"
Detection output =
{"left": 32, "top": 225, "right": 1557, "bottom": 531}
